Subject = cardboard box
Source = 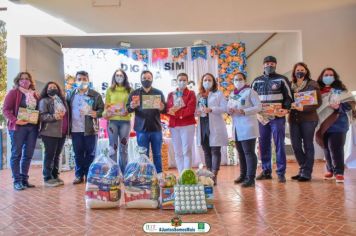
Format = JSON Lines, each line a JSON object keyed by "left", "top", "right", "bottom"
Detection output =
{"left": 160, "top": 187, "right": 175, "bottom": 210}
{"left": 204, "top": 186, "right": 214, "bottom": 209}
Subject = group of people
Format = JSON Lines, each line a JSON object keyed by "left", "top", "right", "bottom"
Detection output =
{"left": 3, "top": 55, "right": 355, "bottom": 191}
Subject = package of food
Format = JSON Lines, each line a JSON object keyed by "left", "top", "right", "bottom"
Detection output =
{"left": 17, "top": 107, "right": 39, "bottom": 124}
{"left": 294, "top": 90, "right": 318, "bottom": 106}
{"left": 261, "top": 103, "right": 282, "bottom": 115}
{"left": 124, "top": 147, "right": 159, "bottom": 209}
{"left": 160, "top": 187, "right": 175, "bottom": 210}
{"left": 85, "top": 151, "right": 121, "bottom": 209}
{"left": 204, "top": 186, "right": 214, "bottom": 209}
{"left": 159, "top": 173, "right": 177, "bottom": 210}
{"left": 142, "top": 95, "right": 161, "bottom": 109}
{"left": 179, "top": 169, "right": 198, "bottom": 185}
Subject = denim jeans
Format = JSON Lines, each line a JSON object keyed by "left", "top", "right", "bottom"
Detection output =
{"left": 323, "top": 132, "right": 347, "bottom": 175}
{"left": 235, "top": 137, "right": 257, "bottom": 180}
{"left": 290, "top": 121, "right": 318, "bottom": 179}
{"left": 9, "top": 125, "right": 39, "bottom": 183}
{"left": 258, "top": 117, "right": 287, "bottom": 176}
{"left": 136, "top": 131, "right": 163, "bottom": 173}
{"left": 42, "top": 136, "right": 66, "bottom": 181}
{"left": 71, "top": 132, "right": 97, "bottom": 178}
{"left": 108, "top": 120, "right": 131, "bottom": 174}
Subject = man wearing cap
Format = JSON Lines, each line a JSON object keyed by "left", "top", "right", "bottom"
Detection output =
{"left": 251, "top": 56, "right": 292, "bottom": 183}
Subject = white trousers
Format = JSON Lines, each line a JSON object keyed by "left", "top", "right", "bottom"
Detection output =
{"left": 170, "top": 125, "right": 195, "bottom": 174}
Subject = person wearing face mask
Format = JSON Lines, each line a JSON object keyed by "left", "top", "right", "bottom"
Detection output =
{"left": 251, "top": 56, "right": 293, "bottom": 183}
{"left": 166, "top": 73, "right": 197, "bottom": 174}
{"left": 227, "top": 73, "right": 262, "bottom": 187}
{"left": 126, "top": 70, "right": 166, "bottom": 175}
{"left": 103, "top": 69, "right": 132, "bottom": 174}
{"left": 289, "top": 63, "right": 322, "bottom": 182}
{"left": 2, "top": 72, "right": 40, "bottom": 190}
{"left": 67, "top": 71, "right": 104, "bottom": 184}
{"left": 39, "top": 82, "right": 69, "bottom": 187}
{"left": 316, "top": 68, "right": 356, "bottom": 183}
{"left": 196, "top": 73, "right": 228, "bottom": 185}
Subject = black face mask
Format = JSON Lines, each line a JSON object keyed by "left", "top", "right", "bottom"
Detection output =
{"left": 141, "top": 80, "right": 152, "bottom": 88}
{"left": 264, "top": 66, "right": 276, "bottom": 75}
{"left": 295, "top": 72, "right": 306, "bottom": 79}
{"left": 48, "top": 89, "right": 59, "bottom": 97}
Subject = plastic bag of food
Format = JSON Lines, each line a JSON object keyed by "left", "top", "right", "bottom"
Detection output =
{"left": 178, "top": 169, "right": 198, "bottom": 185}
{"left": 124, "top": 146, "right": 159, "bottom": 209}
{"left": 85, "top": 149, "right": 121, "bottom": 209}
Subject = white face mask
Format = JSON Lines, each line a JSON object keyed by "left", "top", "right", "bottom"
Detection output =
{"left": 234, "top": 80, "right": 245, "bottom": 90}
{"left": 203, "top": 81, "right": 212, "bottom": 90}
{"left": 115, "top": 75, "right": 124, "bottom": 84}
{"left": 178, "top": 81, "right": 187, "bottom": 90}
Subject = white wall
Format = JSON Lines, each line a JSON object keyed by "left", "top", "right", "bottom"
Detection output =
{"left": 246, "top": 32, "right": 302, "bottom": 82}
{"left": 26, "top": 37, "right": 64, "bottom": 90}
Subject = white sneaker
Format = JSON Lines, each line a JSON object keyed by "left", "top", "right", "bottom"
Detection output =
{"left": 54, "top": 178, "right": 64, "bottom": 185}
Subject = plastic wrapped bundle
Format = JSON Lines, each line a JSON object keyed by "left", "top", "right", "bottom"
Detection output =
{"left": 124, "top": 147, "right": 159, "bottom": 209}
{"left": 85, "top": 151, "right": 121, "bottom": 209}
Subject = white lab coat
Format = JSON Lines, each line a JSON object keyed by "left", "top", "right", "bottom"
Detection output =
{"left": 229, "top": 88, "right": 262, "bottom": 141}
{"left": 196, "top": 90, "right": 229, "bottom": 147}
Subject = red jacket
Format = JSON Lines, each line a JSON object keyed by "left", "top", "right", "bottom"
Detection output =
{"left": 166, "top": 88, "right": 196, "bottom": 128}
{"left": 2, "top": 88, "right": 40, "bottom": 131}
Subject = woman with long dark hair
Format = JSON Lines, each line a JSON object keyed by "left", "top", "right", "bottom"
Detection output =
{"left": 103, "top": 69, "right": 132, "bottom": 174}
{"left": 39, "top": 81, "right": 69, "bottom": 187}
{"left": 316, "top": 68, "right": 355, "bottom": 183}
{"left": 2, "top": 72, "right": 40, "bottom": 190}
{"left": 289, "top": 62, "right": 322, "bottom": 182}
{"left": 196, "top": 73, "right": 228, "bottom": 185}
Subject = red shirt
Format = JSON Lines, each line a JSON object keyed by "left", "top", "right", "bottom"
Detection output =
{"left": 166, "top": 88, "right": 196, "bottom": 128}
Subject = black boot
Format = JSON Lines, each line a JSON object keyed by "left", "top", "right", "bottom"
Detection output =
{"left": 234, "top": 176, "right": 246, "bottom": 184}
{"left": 256, "top": 171, "right": 272, "bottom": 180}
{"left": 22, "top": 181, "right": 35, "bottom": 188}
{"left": 242, "top": 178, "right": 255, "bottom": 188}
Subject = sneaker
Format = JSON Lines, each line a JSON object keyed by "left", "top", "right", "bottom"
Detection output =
{"left": 291, "top": 174, "right": 300, "bottom": 180}
{"left": 14, "top": 182, "right": 25, "bottom": 191}
{"left": 278, "top": 175, "right": 286, "bottom": 183}
{"left": 22, "top": 181, "right": 35, "bottom": 188}
{"left": 234, "top": 176, "right": 246, "bottom": 184}
{"left": 54, "top": 178, "right": 64, "bottom": 185}
{"left": 324, "top": 172, "right": 334, "bottom": 180}
{"left": 44, "top": 179, "right": 60, "bottom": 187}
{"left": 73, "top": 177, "right": 84, "bottom": 185}
{"left": 335, "top": 175, "right": 344, "bottom": 183}
{"left": 256, "top": 171, "right": 272, "bottom": 180}
{"left": 241, "top": 179, "right": 255, "bottom": 188}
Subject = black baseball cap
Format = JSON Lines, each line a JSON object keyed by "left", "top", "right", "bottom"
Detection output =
{"left": 263, "top": 56, "right": 277, "bottom": 64}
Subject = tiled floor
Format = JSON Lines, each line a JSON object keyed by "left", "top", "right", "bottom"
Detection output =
{"left": 0, "top": 161, "right": 356, "bottom": 236}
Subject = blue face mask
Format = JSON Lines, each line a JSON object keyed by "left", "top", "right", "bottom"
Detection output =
{"left": 322, "top": 76, "right": 335, "bottom": 85}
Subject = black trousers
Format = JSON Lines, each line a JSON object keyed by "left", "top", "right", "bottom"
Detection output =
{"left": 201, "top": 136, "right": 221, "bottom": 172}
{"left": 42, "top": 136, "right": 66, "bottom": 181}
{"left": 323, "top": 132, "right": 347, "bottom": 175}
{"left": 235, "top": 137, "right": 257, "bottom": 179}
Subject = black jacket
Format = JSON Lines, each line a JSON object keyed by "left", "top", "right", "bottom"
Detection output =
{"left": 67, "top": 89, "right": 104, "bottom": 136}
{"left": 126, "top": 87, "right": 166, "bottom": 132}
{"left": 251, "top": 73, "right": 293, "bottom": 109}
